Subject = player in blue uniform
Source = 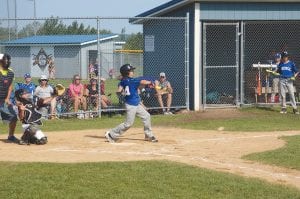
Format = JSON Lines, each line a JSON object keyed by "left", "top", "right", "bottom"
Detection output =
{"left": 276, "top": 51, "right": 299, "bottom": 114}
{"left": 105, "top": 64, "right": 158, "bottom": 143}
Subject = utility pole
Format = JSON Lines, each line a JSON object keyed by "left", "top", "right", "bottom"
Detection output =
{"left": 14, "top": 0, "right": 18, "bottom": 39}
{"left": 7, "top": 0, "right": 11, "bottom": 40}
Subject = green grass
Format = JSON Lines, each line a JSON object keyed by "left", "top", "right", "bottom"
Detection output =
{"left": 2, "top": 107, "right": 300, "bottom": 133}
{"left": 243, "top": 135, "right": 300, "bottom": 170}
{"left": 0, "top": 161, "right": 299, "bottom": 199}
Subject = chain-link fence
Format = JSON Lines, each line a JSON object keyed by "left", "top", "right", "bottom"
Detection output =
{"left": 203, "top": 21, "right": 300, "bottom": 108}
{"left": 0, "top": 16, "right": 188, "bottom": 118}
{"left": 243, "top": 21, "right": 300, "bottom": 105}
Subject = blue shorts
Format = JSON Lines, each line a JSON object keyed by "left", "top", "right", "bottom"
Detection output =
{"left": 0, "top": 103, "right": 18, "bottom": 123}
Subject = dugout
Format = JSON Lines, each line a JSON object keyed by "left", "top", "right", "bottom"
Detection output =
{"left": 135, "top": 0, "right": 300, "bottom": 110}
{"left": 0, "top": 34, "right": 118, "bottom": 79}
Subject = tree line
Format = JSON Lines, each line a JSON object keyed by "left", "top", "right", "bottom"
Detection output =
{"left": 0, "top": 18, "right": 143, "bottom": 50}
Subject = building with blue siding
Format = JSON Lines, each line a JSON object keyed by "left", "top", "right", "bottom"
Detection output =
{"left": 135, "top": 0, "right": 300, "bottom": 110}
{"left": 0, "top": 34, "right": 118, "bottom": 79}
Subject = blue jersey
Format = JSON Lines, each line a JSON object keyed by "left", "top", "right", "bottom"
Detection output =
{"left": 17, "top": 82, "right": 36, "bottom": 95}
{"left": 119, "top": 77, "right": 141, "bottom": 106}
{"left": 278, "top": 61, "right": 298, "bottom": 79}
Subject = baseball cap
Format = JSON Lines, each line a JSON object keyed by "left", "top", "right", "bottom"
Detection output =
{"left": 24, "top": 73, "right": 31, "bottom": 78}
{"left": 281, "top": 51, "right": 289, "bottom": 58}
{"left": 160, "top": 72, "right": 166, "bottom": 77}
{"left": 40, "top": 74, "right": 48, "bottom": 80}
{"left": 274, "top": 53, "right": 281, "bottom": 59}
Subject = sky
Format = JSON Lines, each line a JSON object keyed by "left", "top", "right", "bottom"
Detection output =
{"left": 1, "top": 0, "right": 169, "bottom": 18}
{"left": 0, "top": 0, "right": 170, "bottom": 34}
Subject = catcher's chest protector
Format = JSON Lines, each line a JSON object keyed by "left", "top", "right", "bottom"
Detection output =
{"left": 24, "top": 104, "right": 42, "bottom": 125}
{"left": 21, "top": 104, "right": 47, "bottom": 145}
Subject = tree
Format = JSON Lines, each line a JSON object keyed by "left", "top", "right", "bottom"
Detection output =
{"left": 18, "top": 21, "right": 42, "bottom": 37}
{"left": 37, "top": 17, "right": 111, "bottom": 35}
{"left": 123, "top": 32, "right": 143, "bottom": 50}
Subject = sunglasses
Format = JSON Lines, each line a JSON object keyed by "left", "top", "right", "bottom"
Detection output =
{"left": 160, "top": 76, "right": 165, "bottom": 78}
{"left": 41, "top": 79, "right": 48, "bottom": 81}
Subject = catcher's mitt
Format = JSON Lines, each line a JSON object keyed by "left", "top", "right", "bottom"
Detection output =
{"left": 36, "top": 98, "right": 45, "bottom": 108}
{"left": 53, "top": 84, "right": 66, "bottom": 96}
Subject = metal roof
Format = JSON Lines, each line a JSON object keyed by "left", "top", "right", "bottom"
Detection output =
{"left": 0, "top": 34, "right": 118, "bottom": 46}
{"left": 136, "top": 0, "right": 300, "bottom": 17}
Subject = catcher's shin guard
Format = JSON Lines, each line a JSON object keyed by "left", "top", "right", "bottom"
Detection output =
{"left": 21, "top": 124, "right": 47, "bottom": 145}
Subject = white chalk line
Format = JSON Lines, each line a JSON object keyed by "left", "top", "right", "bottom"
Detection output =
{"left": 183, "top": 133, "right": 299, "bottom": 143}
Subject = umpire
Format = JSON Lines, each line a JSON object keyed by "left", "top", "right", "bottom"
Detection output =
{"left": 0, "top": 53, "right": 19, "bottom": 143}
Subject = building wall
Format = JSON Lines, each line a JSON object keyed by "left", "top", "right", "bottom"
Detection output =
{"left": 54, "top": 46, "right": 81, "bottom": 79}
{"left": 81, "top": 39, "right": 117, "bottom": 79}
{"left": 5, "top": 46, "right": 31, "bottom": 77}
{"left": 200, "top": 3, "right": 300, "bottom": 20}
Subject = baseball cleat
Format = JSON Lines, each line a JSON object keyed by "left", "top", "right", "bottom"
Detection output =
{"left": 280, "top": 108, "right": 287, "bottom": 114}
{"left": 293, "top": 109, "right": 300, "bottom": 115}
{"left": 145, "top": 135, "right": 158, "bottom": 142}
{"left": 105, "top": 131, "right": 116, "bottom": 143}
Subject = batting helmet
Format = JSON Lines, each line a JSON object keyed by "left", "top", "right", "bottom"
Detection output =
{"left": 120, "top": 64, "right": 135, "bottom": 77}
{"left": 281, "top": 51, "right": 289, "bottom": 58}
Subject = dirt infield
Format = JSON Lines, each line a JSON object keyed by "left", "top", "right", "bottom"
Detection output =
{"left": 0, "top": 128, "right": 300, "bottom": 189}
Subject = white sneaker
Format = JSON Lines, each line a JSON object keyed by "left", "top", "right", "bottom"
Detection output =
{"left": 164, "top": 111, "right": 173, "bottom": 115}
{"left": 280, "top": 108, "right": 287, "bottom": 114}
{"left": 105, "top": 131, "right": 116, "bottom": 143}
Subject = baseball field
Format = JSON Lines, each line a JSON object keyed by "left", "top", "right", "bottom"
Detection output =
{"left": 0, "top": 108, "right": 300, "bottom": 198}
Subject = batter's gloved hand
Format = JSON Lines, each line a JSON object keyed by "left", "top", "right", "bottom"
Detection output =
{"left": 290, "top": 76, "right": 296, "bottom": 81}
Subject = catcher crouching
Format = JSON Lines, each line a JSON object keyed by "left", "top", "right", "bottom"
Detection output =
{"left": 15, "top": 89, "right": 48, "bottom": 145}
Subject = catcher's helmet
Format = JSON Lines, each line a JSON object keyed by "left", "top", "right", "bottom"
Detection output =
{"left": 120, "top": 64, "right": 135, "bottom": 77}
{"left": 15, "top": 89, "right": 31, "bottom": 105}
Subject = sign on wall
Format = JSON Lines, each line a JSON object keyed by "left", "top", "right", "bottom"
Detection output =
{"left": 145, "top": 35, "right": 155, "bottom": 52}
{"left": 30, "top": 47, "right": 55, "bottom": 77}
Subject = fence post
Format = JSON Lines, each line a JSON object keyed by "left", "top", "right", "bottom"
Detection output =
{"left": 97, "top": 16, "right": 102, "bottom": 118}
{"left": 185, "top": 13, "right": 190, "bottom": 111}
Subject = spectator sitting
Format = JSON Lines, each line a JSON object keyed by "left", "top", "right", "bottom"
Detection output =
{"left": 34, "top": 75, "right": 57, "bottom": 119}
{"left": 69, "top": 74, "right": 87, "bottom": 114}
{"left": 10, "top": 73, "right": 36, "bottom": 107}
{"left": 155, "top": 72, "right": 173, "bottom": 115}
{"left": 85, "top": 78, "right": 111, "bottom": 110}
{"left": 19, "top": 73, "right": 36, "bottom": 97}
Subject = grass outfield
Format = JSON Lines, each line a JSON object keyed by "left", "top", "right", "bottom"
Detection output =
{"left": 243, "top": 135, "right": 300, "bottom": 170}
{"left": 0, "top": 161, "right": 299, "bottom": 199}
{"left": 1, "top": 107, "right": 300, "bottom": 197}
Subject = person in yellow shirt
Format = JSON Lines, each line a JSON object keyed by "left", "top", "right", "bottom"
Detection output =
{"left": 0, "top": 53, "right": 19, "bottom": 143}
